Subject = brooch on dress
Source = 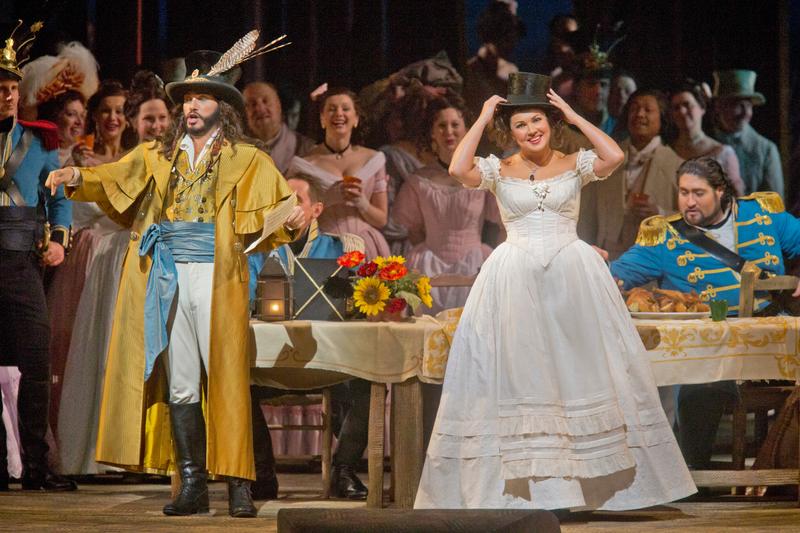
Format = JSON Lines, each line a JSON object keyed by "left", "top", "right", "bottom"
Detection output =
{"left": 532, "top": 182, "right": 550, "bottom": 211}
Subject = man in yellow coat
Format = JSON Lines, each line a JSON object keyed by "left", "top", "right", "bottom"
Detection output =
{"left": 47, "top": 49, "right": 303, "bottom": 518}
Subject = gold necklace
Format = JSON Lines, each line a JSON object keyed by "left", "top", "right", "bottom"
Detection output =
{"left": 519, "top": 149, "right": 555, "bottom": 181}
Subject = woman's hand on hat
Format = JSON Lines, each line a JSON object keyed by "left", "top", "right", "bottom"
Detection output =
{"left": 479, "top": 95, "right": 507, "bottom": 124}
{"left": 547, "top": 89, "right": 579, "bottom": 125}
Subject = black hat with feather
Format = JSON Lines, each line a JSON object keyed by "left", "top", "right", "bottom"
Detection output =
{"left": 166, "top": 31, "right": 290, "bottom": 115}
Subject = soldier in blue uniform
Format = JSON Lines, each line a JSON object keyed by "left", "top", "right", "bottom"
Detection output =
{"left": 248, "top": 174, "right": 371, "bottom": 500}
{"left": 611, "top": 157, "right": 800, "bottom": 469}
{"left": 0, "top": 21, "right": 74, "bottom": 491}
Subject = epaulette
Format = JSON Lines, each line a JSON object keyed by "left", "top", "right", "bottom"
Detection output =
{"left": 337, "top": 232, "right": 366, "bottom": 254}
{"left": 634, "top": 213, "right": 681, "bottom": 247}
{"left": 739, "top": 191, "right": 785, "bottom": 214}
{"left": 17, "top": 119, "right": 59, "bottom": 151}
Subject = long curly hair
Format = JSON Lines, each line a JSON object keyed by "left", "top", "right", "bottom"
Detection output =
{"left": 160, "top": 100, "right": 260, "bottom": 158}
{"left": 676, "top": 156, "right": 737, "bottom": 211}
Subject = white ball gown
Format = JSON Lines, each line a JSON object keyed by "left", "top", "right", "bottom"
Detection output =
{"left": 414, "top": 149, "right": 696, "bottom": 510}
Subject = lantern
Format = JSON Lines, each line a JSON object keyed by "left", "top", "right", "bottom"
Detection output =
{"left": 254, "top": 255, "right": 293, "bottom": 321}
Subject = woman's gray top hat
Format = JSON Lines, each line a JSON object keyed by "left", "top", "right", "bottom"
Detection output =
{"left": 712, "top": 69, "right": 765, "bottom": 106}
{"left": 165, "top": 31, "right": 291, "bottom": 115}
{"left": 165, "top": 50, "right": 244, "bottom": 113}
{"left": 499, "top": 72, "right": 553, "bottom": 108}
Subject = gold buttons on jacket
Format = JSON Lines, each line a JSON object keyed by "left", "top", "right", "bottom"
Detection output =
{"left": 233, "top": 242, "right": 243, "bottom": 252}
{"left": 130, "top": 231, "right": 140, "bottom": 241}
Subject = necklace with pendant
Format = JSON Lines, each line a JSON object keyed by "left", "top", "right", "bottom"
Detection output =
{"left": 520, "top": 149, "right": 555, "bottom": 181}
{"left": 324, "top": 139, "right": 351, "bottom": 160}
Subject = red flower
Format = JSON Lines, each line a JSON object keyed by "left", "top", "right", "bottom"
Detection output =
{"left": 385, "top": 298, "right": 407, "bottom": 314}
{"left": 357, "top": 262, "right": 378, "bottom": 277}
{"left": 378, "top": 262, "right": 408, "bottom": 281}
{"left": 337, "top": 251, "right": 366, "bottom": 268}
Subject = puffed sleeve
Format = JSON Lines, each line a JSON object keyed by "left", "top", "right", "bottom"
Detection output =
{"left": 472, "top": 154, "right": 501, "bottom": 193}
{"left": 576, "top": 148, "right": 602, "bottom": 186}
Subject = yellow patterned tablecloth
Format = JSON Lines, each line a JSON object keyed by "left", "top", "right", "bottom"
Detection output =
{"left": 635, "top": 315, "right": 800, "bottom": 385}
{"left": 250, "top": 312, "right": 800, "bottom": 388}
{"left": 423, "top": 309, "right": 800, "bottom": 386}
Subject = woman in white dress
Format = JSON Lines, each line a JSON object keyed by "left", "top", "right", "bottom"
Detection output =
{"left": 415, "top": 72, "right": 696, "bottom": 510}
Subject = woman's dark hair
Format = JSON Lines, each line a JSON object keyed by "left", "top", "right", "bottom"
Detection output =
{"left": 620, "top": 88, "right": 670, "bottom": 137}
{"left": 414, "top": 95, "right": 470, "bottom": 154}
{"left": 86, "top": 79, "right": 137, "bottom": 150}
{"left": 37, "top": 89, "right": 84, "bottom": 123}
{"left": 676, "top": 156, "right": 736, "bottom": 211}
{"left": 489, "top": 105, "right": 563, "bottom": 148}
{"left": 668, "top": 78, "right": 708, "bottom": 110}
{"left": 316, "top": 86, "right": 365, "bottom": 144}
{"left": 477, "top": 1, "right": 526, "bottom": 46}
{"left": 124, "top": 70, "right": 168, "bottom": 123}
{"left": 161, "top": 100, "right": 248, "bottom": 158}
{"left": 86, "top": 79, "right": 127, "bottom": 134}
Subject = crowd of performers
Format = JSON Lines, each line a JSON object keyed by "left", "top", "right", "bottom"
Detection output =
{"left": 0, "top": 1, "right": 793, "bottom": 519}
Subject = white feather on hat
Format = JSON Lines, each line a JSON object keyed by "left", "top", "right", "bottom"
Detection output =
{"left": 19, "top": 41, "right": 99, "bottom": 108}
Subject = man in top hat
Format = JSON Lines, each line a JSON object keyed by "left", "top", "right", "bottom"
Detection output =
{"left": 712, "top": 69, "right": 784, "bottom": 197}
{"left": 571, "top": 43, "right": 615, "bottom": 135}
{"left": 243, "top": 82, "right": 313, "bottom": 174}
{"left": 0, "top": 20, "right": 75, "bottom": 492}
{"left": 47, "top": 44, "right": 304, "bottom": 517}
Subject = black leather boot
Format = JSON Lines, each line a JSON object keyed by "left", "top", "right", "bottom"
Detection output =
{"left": 330, "top": 464, "right": 368, "bottom": 500}
{"left": 251, "top": 396, "right": 278, "bottom": 500}
{"left": 228, "top": 477, "right": 257, "bottom": 517}
{"left": 19, "top": 379, "right": 76, "bottom": 491}
{"left": 163, "top": 403, "right": 209, "bottom": 516}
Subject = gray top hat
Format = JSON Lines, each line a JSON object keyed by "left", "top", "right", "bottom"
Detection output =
{"left": 712, "top": 69, "right": 765, "bottom": 106}
{"left": 165, "top": 50, "right": 244, "bottom": 114}
{"left": 498, "top": 72, "right": 553, "bottom": 108}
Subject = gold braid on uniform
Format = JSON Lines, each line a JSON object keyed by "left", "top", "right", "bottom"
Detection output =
{"left": 634, "top": 213, "right": 681, "bottom": 247}
{"left": 740, "top": 191, "right": 785, "bottom": 214}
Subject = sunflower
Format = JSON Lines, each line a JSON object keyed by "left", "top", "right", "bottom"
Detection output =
{"left": 353, "top": 276, "right": 391, "bottom": 316}
{"left": 373, "top": 255, "right": 405, "bottom": 269}
{"left": 416, "top": 276, "right": 433, "bottom": 308}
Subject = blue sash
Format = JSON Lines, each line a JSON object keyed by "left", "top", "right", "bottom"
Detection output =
{"left": 138, "top": 221, "right": 215, "bottom": 380}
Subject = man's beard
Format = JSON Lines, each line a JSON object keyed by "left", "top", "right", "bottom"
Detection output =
{"left": 185, "top": 107, "right": 221, "bottom": 137}
{"left": 684, "top": 203, "right": 724, "bottom": 228}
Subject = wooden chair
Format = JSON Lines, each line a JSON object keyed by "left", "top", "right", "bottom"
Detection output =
{"left": 262, "top": 389, "right": 334, "bottom": 498}
{"left": 731, "top": 262, "right": 797, "bottom": 474}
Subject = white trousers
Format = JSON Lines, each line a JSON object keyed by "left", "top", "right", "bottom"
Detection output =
{"left": 165, "top": 262, "right": 214, "bottom": 404}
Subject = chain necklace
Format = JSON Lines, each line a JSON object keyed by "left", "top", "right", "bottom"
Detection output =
{"left": 323, "top": 139, "right": 351, "bottom": 159}
{"left": 519, "top": 149, "right": 555, "bottom": 182}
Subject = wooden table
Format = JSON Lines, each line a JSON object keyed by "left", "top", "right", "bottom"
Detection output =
{"left": 250, "top": 317, "right": 448, "bottom": 509}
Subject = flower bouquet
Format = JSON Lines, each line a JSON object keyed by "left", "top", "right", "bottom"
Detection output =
{"left": 336, "top": 251, "right": 433, "bottom": 321}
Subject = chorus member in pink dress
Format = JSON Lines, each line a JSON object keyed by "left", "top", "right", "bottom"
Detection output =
{"left": 43, "top": 82, "right": 130, "bottom": 439}
{"left": 58, "top": 71, "right": 170, "bottom": 475}
{"left": 669, "top": 80, "right": 744, "bottom": 195}
{"left": 393, "top": 97, "right": 500, "bottom": 313}
{"left": 287, "top": 87, "right": 390, "bottom": 258}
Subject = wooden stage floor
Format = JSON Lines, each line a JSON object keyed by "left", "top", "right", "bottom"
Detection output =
{"left": 1, "top": 473, "right": 798, "bottom": 532}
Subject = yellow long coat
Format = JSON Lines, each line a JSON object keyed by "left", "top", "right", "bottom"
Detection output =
{"left": 69, "top": 140, "right": 295, "bottom": 480}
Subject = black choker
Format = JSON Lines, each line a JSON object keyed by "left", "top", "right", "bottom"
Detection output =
{"left": 324, "top": 140, "right": 351, "bottom": 159}
{"left": 436, "top": 156, "right": 450, "bottom": 170}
